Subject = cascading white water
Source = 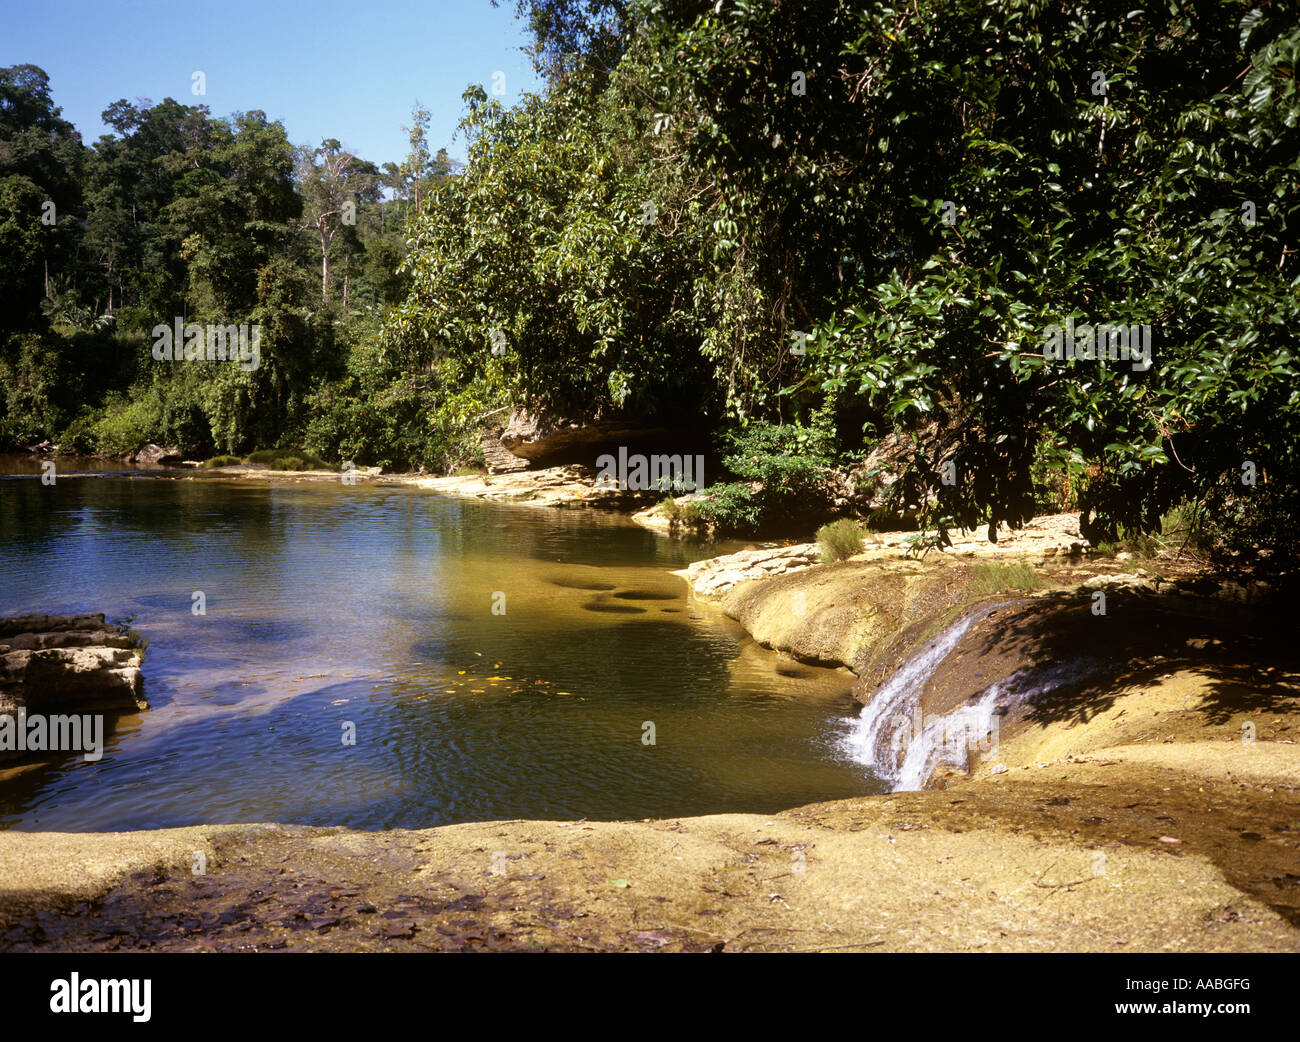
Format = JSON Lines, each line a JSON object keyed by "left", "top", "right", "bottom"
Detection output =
{"left": 841, "top": 609, "right": 1105, "bottom": 791}
{"left": 839, "top": 611, "right": 984, "bottom": 787}
{"left": 893, "top": 680, "right": 1005, "bottom": 791}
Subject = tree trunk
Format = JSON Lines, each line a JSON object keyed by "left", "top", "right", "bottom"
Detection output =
{"left": 320, "top": 228, "right": 330, "bottom": 304}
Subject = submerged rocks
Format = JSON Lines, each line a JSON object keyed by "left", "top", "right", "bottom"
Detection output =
{"left": 0, "top": 615, "right": 147, "bottom": 727}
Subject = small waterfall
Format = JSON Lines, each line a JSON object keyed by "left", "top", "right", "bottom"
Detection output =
{"left": 839, "top": 611, "right": 984, "bottom": 787}
{"left": 841, "top": 610, "right": 1104, "bottom": 791}
{"left": 893, "top": 681, "right": 1006, "bottom": 791}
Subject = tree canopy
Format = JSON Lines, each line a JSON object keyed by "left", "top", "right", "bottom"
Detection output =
{"left": 3, "top": 1, "right": 1298, "bottom": 569}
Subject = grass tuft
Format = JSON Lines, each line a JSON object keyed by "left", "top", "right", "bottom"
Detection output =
{"left": 971, "top": 560, "right": 1041, "bottom": 596}
{"left": 816, "top": 518, "right": 868, "bottom": 563}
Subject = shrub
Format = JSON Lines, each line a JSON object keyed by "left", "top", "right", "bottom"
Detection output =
{"left": 816, "top": 518, "right": 867, "bottom": 562}
{"left": 92, "top": 392, "right": 165, "bottom": 456}
{"left": 693, "top": 481, "right": 762, "bottom": 532}
{"left": 657, "top": 496, "right": 704, "bottom": 526}
{"left": 693, "top": 417, "right": 837, "bottom": 534}
{"left": 58, "top": 415, "right": 98, "bottom": 455}
{"left": 1094, "top": 500, "right": 1212, "bottom": 561}
{"left": 202, "top": 455, "right": 242, "bottom": 468}
{"left": 244, "top": 448, "right": 331, "bottom": 470}
{"left": 1095, "top": 528, "right": 1161, "bottom": 558}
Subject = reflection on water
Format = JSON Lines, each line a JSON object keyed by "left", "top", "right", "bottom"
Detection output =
{"left": 0, "top": 453, "right": 177, "bottom": 476}
{"left": 0, "top": 474, "right": 881, "bottom": 830}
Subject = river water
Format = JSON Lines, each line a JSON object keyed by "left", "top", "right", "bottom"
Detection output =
{"left": 0, "top": 467, "right": 881, "bottom": 830}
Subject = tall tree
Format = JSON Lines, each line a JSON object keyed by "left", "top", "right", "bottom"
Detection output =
{"left": 297, "top": 138, "right": 378, "bottom": 305}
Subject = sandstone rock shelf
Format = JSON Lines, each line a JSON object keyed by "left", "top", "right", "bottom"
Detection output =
{"left": 0, "top": 614, "right": 147, "bottom": 746}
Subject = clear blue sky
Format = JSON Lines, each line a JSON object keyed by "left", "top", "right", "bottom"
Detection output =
{"left": 1, "top": 0, "right": 542, "bottom": 168}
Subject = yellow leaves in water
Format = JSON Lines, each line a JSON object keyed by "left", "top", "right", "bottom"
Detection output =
{"left": 440, "top": 661, "right": 579, "bottom": 699}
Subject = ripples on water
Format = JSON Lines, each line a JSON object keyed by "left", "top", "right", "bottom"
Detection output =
{"left": 0, "top": 470, "right": 883, "bottom": 830}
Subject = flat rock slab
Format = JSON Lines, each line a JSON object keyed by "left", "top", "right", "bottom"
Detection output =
{"left": 413, "top": 465, "right": 658, "bottom": 511}
{"left": 1, "top": 752, "right": 1296, "bottom": 952}
{"left": 0, "top": 614, "right": 147, "bottom": 727}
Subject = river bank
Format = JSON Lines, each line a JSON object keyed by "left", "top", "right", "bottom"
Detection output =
{"left": 0, "top": 455, "right": 662, "bottom": 514}
{"left": 2, "top": 738, "right": 1296, "bottom": 951}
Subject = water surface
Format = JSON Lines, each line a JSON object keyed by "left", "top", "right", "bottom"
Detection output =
{"left": 0, "top": 471, "right": 880, "bottom": 830}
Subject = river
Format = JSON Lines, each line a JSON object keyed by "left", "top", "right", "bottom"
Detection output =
{"left": 0, "top": 465, "right": 881, "bottom": 830}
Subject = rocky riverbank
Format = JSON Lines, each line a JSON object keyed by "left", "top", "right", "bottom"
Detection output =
{"left": 1, "top": 616, "right": 146, "bottom": 719}
{"left": 2, "top": 740, "right": 1296, "bottom": 951}
{"left": 9, "top": 454, "right": 672, "bottom": 516}
{"left": 408, "top": 464, "right": 659, "bottom": 511}
{"left": 670, "top": 517, "right": 1294, "bottom": 775}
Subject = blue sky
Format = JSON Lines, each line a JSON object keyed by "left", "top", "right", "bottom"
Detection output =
{"left": 1, "top": 0, "right": 543, "bottom": 168}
